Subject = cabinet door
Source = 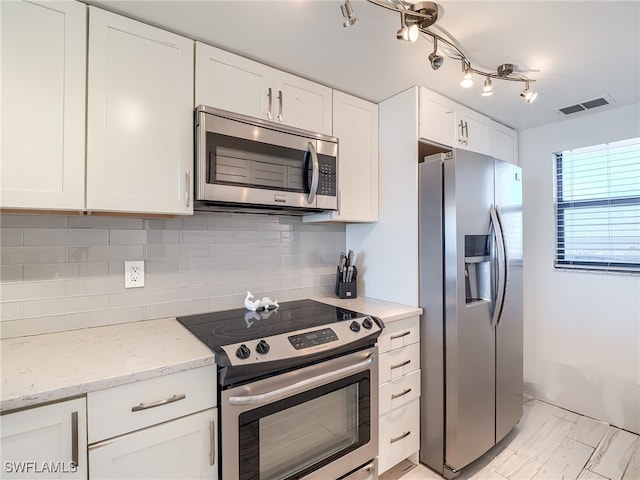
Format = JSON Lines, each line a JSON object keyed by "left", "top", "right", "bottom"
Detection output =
{"left": 273, "top": 70, "right": 332, "bottom": 135}
{"left": 1, "top": 397, "right": 87, "bottom": 479}
{"left": 419, "top": 87, "right": 456, "bottom": 147}
{"left": 86, "top": 7, "right": 194, "bottom": 215}
{"left": 0, "top": 0, "right": 86, "bottom": 211}
{"left": 457, "top": 108, "right": 491, "bottom": 156}
{"left": 89, "top": 408, "right": 217, "bottom": 480}
{"left": 491, "top": 121, "right": 518, "bottom": 165}
{"left": 304, "top": 91, "right": 378, "bottom": 223}
{"left": 195, "top": 42, "right": 273, "bottom": 120}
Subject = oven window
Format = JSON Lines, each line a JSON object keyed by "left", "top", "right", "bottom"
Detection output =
{"left": 238, "top": 372, "right": 370, "bottom": 480}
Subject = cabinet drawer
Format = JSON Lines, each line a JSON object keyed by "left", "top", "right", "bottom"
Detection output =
{"left": 379, "top": 342, "right": 420, "bottom": 384}
{"left": 378, "top": 317, "right": 419, "bottom": 353}
{"left": 379, "top": 369, "right": 421, "bottom": 416}
{"left": 88, "top": 365, "right": 216, "bottom": 443}
{"left": 379, "top": 399, "right": 420, "bottom": 474}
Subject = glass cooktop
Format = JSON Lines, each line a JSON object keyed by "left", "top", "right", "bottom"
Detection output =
{"left": 177, "top": 299, "right": 365, "bottom": 350}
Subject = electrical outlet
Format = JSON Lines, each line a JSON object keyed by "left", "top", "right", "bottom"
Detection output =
{"left": 124, "top": 260, "right": 145, "bottom": 288}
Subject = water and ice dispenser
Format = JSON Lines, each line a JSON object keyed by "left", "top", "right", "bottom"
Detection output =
{"left": 464, "top": 235, "right": 490, "bottom": 303}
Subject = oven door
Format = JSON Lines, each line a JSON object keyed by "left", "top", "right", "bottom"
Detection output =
{"left": 221, "top": 347, "right": 378, "bottom": 480}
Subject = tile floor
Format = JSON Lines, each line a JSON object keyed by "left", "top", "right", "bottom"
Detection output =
{"left": 381, "top": 399, "right": 639, "bottom": 480}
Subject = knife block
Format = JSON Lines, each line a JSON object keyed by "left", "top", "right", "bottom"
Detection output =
{"left": 335, "top": 266, "right": 357, "bottom": 299}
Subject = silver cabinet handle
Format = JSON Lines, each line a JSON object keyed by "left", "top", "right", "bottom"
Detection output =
{"left": 391, "top": 388, "right": 412, "bottom": 400}
{"left": 277, "top": 90, "right": 283, "bottom": 122}
{"left": 71, "top": 411, "right": 79, "bottom": 468}
{"left": 390, "top": 431, "right": 411, "bottom": 443}
{"left": 185, "top": 170, "right": 191, "bottom": 208}
{"left": 390, "top": 359, "right": 411, "bottom": 370}
{"left": 390, "top": 331, "right": 411, "bottom": 340}
{"left": 267, "top": 88, "right": 273, "bottom": 120}
{"left": 229, "top": 355, "right": 374, "bottom": 406}
{"left": 209, "top": 420, "right": 216, "bottom": 466}
{"left": 131, "top": 394, "right": 186, "bottom": 412}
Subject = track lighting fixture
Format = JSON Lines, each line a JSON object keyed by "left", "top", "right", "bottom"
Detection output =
{"left": 340, "top": 0, "right": 358, "bottom": 28}
{"left": 521, "top": 81, "right": 538, "bottom": 103}
{"left": 460, "top": 63, "right": 473, "bottom": 88}
{"left": 340, "top": 0, "right": 538, "bottom": 103}
{"left": 396, "top": 13, "right": 419, "bottom": 42}
{"left": 481, "top": 77, "right": 493, "bottom": 97}
{"left": 428, "top": 38, "right": 444, "bottom": 70}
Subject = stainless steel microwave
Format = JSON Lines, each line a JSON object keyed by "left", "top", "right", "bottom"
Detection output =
{"left": 194, "top": 106, "right": 338, "bottom": 213}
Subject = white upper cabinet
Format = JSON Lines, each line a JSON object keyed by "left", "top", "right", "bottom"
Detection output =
{"left": 491, "top": 121, "right": 519, "bottom": 165}
{"left": 419, "top": 87, "right": 456, "bottom": 148}
{"left": 457, "top": 106, "right": 491, "bottom": 156}
{"left": 1, "top": 0, "right": 86, "bottom": 211}
{"left": 419, "top": 87, "right": 495, "bottom": 157}
{"left": 86, "top": 7, "right": 194, "bottom": 215}
{"left": 195, "top": 42, "right": 332, "bottom": 135}
{"left": 305, "top": 91, "right": 379, "bottom": 223}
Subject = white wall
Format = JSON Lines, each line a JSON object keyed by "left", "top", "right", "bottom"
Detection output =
{"left": 520, "top": 103, "right": 640, "bottom": 434}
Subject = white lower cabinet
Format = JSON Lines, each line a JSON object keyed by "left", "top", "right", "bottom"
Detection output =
{"left": 87, "top": 365, "right": 217, "bottom": 480}
{"left": 0, "top": 397, "right": 88, "bottom": 479}
{"left": 377, "top": 317, "right": 421, "bottom": 474}
{"left": 89, "top": 408, "right": 217, "bottom": 480}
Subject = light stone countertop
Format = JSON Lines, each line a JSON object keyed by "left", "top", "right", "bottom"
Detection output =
{"left": 1, "top": 297, "right": 420, "bottom": 413}
{"left": 0, "top": 317, "right": 214, "bottom": 413}
{"left": 314, "top": 296, "right": 422, "bottom": 324}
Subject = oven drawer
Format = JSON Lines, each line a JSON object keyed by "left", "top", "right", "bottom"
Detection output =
{"left": 379, "top": 368, "right": 421, "bottom": 416}
{"left": 378, "top": 342, "right": 420, "bottom": 384}
{"left": 88, "top": 365, "right": 216, "bottom": 443}
{"left": 379, "top": 398, "right": 420, "bottom": 474}
{"left": 377, "top": 317, "right": 419, "bottom": 353}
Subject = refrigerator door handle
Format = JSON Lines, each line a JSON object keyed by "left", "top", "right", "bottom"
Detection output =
{"left": 490, "top": 205, "right": 507, "bottom": 329}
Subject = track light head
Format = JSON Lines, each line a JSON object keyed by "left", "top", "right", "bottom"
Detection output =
{"left": 481, "top": 77, "right": 494, "bottom": 96}
{"left": 520, "top": 81, "right": 538, "bottom": 103}
{"left": 340, "top": 0, "right": 358, "bottom": 27}
{"left": 460, "top": 64, "right": 473, "bottom": 88}
{"left": 396, "top": 14, "right": 419, "bottom": 42}
{"left": 429, "top": 51, "right": 444, "bottom": 70}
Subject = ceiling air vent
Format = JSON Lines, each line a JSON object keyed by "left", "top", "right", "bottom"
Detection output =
{"left": 557, "top": 96, "right": 612, "bottom": 115}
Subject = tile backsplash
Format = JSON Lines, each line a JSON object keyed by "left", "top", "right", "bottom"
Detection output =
{"left": 0, "top": 212, "right": 345, "bottom": 338}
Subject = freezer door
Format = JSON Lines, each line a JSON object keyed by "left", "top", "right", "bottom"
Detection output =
{"left": 444, "top": 150, "right": 496, "bottom": 471}
{"left": 494, "top": 160, "right": 524, "bottom": 442}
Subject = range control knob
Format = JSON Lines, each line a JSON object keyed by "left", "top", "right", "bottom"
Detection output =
{"left": 362, "top": 317, "right": 373, "bottom": 330}
{"left": 256, "top": 339, "right": 270, "bottom": 355}
{"left": 350, "top": 320, "right": 361, "bottom": 332}
{"left": 236, "top": 344, "right": 251, "bottom": 360}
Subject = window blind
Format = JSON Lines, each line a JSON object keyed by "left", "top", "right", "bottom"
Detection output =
{"left": 554, "top": 137, "right": 640, "bottom": 273}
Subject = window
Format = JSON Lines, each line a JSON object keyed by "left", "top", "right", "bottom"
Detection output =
{"left": 554, "top": 137, "right": 640, "bottom": 273}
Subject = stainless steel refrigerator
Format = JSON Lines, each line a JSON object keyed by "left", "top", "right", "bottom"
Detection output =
{"left": 419, "top": 149, "right": 523, "bottom": 479}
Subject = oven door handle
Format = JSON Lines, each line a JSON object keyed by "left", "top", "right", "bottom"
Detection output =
{"left": 228, "top": 354, "right": 375, "bottom": 406}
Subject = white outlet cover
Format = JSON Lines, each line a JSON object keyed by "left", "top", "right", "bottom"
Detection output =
{"left": 125, "top": 260, "right": 145, "bottom": 288}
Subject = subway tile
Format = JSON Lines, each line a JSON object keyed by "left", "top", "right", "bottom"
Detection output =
{"left": 0, "top": 314, "right": 69, "bottom": 339}
{"left": 1, "top": 228, "right": 23, "bottom": 246}
{"left": 179, "top": 256, "right": 234, "bottom": 272}
{"left": 236, "top": 230, "right": 281, "bottom": 243}
{"left": 68, "top": 216, "right": 143, "bottom": 229}
{"left": 0, "top": 214, "right": 68, "bottom": 228}
{"left": 145, "top": 218, "right": 183, "bottom": 230}
{"left": 67, "top": 276, "right": 124, "bottom": 295}
{"left": 181, "top": 215, "right": 209, "bottom": 230}
{"left": 209, "top": 268, "right": 258, "bottom": 284}
{"left": 145, "top": 299, "right": 209, "bottom": 319}
{"left": 181, "top": 229, "right": 234, "bottom": 244}
{"left": 0, "top": 281, "right": 67, "bottom": 301}
{"left": 68, "top": 245, "right": 143, "bottom": 262}
{"left": 234, "top": 279, "right": 282, "bottom": 295}
{"left": 147, "top": 230, "right": 179, "bottom": 245}
{"left": 0, "top": 265, "right": 22, "bottom": 282}
{"left": 24, "top": 228, "right": 109, "bottom": 246}
{"left": 23, "top": 262, "right": 109, "bottom": 281}
{"left": 144, "top": 272, "right": 207, "bottom": 289}
{"left": 0, "top": 301, "right": 22, "bottom": 321}
{"left": 23, "top": 294, "right": 109, "bottom": 317}
{"left": 68, "top": 306, "right": 145, "bottom": 329}
{"left": 109, "top": 229, "right": 148, "bottom": 245}
{"left": 109, "top": 287, "right": 178, "bottom": 309}
{"left": 178, "top": 284, "right": 218, "bottom": 301}
{"left": 206, "top": 213, "right": 258, "bottom": 231}
{"left": 145, "top": 259, "right": 180, "bottom": 274}
{"left": 146, "top": 245, "right": 180, "bottom": 260}
{"left": 1, "top": 246, "right": 67, "bottom": 264}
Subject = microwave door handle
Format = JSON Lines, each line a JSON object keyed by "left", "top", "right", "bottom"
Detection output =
{"left": 304, "top": 142, "right": 319, "bottom": 204}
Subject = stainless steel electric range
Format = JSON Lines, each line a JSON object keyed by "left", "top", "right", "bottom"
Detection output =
{"left": 177, "top": 299, "right": 383, "bottom": 480}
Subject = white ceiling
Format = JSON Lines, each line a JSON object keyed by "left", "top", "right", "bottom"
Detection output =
{"left": 86, "top": 0, "right": 640, "bottom": 131}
